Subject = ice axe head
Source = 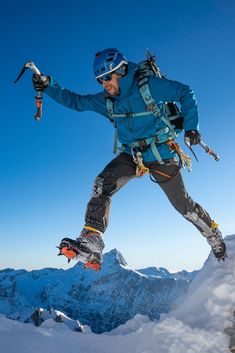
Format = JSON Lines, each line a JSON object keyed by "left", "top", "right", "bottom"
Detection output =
{"left": 14, "top": 62, "right": 41, "bottom": 84}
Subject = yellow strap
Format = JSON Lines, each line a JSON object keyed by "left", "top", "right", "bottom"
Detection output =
{"left": 211, "top": 221, "right": 219, "bottom": 229}
{"left": 84, "top": 225, "right": 102, "bottom": 234}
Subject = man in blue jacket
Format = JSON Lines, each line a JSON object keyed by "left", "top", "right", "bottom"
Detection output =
{"left": 33, "top": 48, "right": 226, "bottom": 270}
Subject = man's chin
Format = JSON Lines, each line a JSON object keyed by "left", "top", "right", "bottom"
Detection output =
{"left": 105, "top": 88, "right": 120, "bottom": 96}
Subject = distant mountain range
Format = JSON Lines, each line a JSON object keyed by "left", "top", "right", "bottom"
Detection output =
{"left": 137, "top": 266, "right": 198, "bottom": 280}
{"left": 0, "top": 249, "right": 198, "bottom": 333}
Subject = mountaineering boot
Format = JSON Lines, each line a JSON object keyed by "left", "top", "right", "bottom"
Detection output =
{"left": 58, "top": 227, "right": 105, "bottom": 271}
{"left": 206, "top": 223, "right": 227, "bottom": 261}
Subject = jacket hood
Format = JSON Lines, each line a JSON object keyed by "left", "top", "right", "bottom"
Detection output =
{"left": 118, "top": 62, "right": 137, "bottom": 97}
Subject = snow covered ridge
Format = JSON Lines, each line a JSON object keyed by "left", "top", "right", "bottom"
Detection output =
{"left": 9, "top": 307, "right": 84, "bottom": 332}
{"left": 137, "top": 266, "right": 198, "bottom": 280}
{"left": 0, "top": 234, "right": 235, "bottom": 353}
{"left": 0, "top": 249, "right": 195, "bottom": 333}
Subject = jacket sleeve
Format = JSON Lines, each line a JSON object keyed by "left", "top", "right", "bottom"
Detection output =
{"left": 45, "top": 77, "right": 109, "bottom": 118}
{"left": 149, "top": 77, "right": 199, "bottom": 131}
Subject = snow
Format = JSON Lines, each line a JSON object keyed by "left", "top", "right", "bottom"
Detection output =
{"left": 170, "top": 234, "right": 235, "bottom": 332}
{"left": 0, "top": 314, "right": 230, "bottom": 353}
{"left": 0, "top": 234, "right": 234, "bottom": 353}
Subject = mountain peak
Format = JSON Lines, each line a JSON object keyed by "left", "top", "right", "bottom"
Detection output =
{"left": 103, "top": 249, "right": 127, "bottom": 267}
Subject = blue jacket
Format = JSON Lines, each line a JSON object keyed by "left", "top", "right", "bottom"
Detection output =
{"left": 45, "top": 62, "right": 199, "bottom": 162}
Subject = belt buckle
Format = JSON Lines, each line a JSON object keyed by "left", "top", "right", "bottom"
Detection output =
{"left": 138, "top": 139, "right": 148, "bottom": 151}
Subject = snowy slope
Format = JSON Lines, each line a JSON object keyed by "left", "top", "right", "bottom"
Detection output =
{"left": 170, "top": 234, "right": 235, "bottom": 332}
{"left": 0, "top": 235, "right": 234, "bottom": 353}
{"left": 0, "top": 311, "right": 230, "bottom": 353}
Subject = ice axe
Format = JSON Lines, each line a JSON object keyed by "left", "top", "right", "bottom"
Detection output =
{"left": 14, "top": 62, "right": 43, "bottom": 121}
{"left": 199, "top": 141, "right": 220, "bottom": 161}
{"left": 185, "top": 137, "right": 220, "bottom": 162}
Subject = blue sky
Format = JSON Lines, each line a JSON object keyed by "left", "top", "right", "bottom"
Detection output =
{"left": 1, "top": 0, "right": 235, "bottom": 272}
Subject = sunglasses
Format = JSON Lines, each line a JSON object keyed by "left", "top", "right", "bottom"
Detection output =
{"left": 96, "top": 72, "right": 114, "bottom": 84}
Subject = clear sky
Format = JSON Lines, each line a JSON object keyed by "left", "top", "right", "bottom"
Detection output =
{"left": 1, "top": 0, "right": 235, "bottom": 272}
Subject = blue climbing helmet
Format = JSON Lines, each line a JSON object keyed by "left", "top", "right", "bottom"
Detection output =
{"left": 93, "top": 48, "right": 128, "bottom": 81}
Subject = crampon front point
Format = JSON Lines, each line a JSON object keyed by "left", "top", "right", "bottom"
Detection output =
{"left": 57, "top": 239, "right": 101, "bottom": 271}
{"left": 57, "top": 245, "right": 78, "bottom": 262}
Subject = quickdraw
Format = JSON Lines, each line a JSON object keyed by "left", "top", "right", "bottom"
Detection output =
{"left": 132, "top": 150, "right": 149, "bottom": 177}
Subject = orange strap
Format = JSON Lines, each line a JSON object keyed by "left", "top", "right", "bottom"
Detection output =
{"left": 152, "top": 169, "right": 172, "bottom": 179}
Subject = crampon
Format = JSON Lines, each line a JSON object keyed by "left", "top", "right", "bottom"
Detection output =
{"left": 57, "top": 238, "right": 101, "bottom": 271}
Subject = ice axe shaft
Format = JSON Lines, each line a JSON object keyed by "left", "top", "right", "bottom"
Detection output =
{"left": 199, "top": 141, "right": 220, "bottom": 161}
{"left": 14, "top": 61, "right": 43, "bottom": 121}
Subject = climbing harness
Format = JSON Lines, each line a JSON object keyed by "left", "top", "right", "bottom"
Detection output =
{"left": 149, "top": 141, "right": 192, "bottom": 184}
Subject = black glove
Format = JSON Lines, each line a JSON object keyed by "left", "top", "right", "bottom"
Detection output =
{"left": 32, "top": 74, "right": 50, "bottom": 91}
{"left": 184, "top": 130, "right": 201, "bottom": 145}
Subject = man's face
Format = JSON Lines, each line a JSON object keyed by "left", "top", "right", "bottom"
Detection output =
{"left": 101, "top": 73, "right": 121, "bottom": 96}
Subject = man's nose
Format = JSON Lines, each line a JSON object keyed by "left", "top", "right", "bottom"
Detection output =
{"left": 102, "top": 80, "right": 109, "bottom": 87}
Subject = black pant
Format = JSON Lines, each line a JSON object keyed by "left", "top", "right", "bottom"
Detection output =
{"left": 84, "top": 152, "right": 214, "bottom": 235}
